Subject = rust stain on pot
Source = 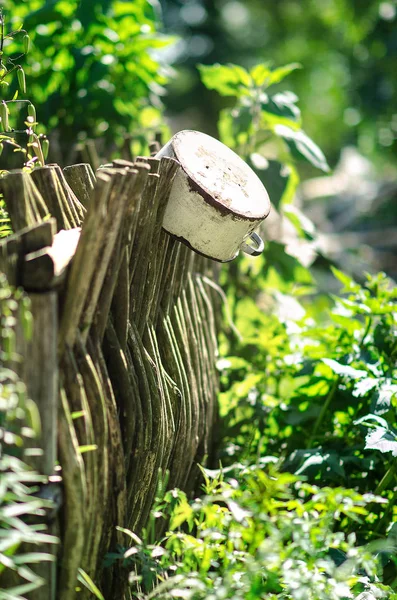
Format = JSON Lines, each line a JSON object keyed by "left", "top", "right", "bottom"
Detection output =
{"left": 187, "top": 176, "right": 233, "bottom": 217}
{"left": 187, "top": 175, "right": 260, "bottom": 221}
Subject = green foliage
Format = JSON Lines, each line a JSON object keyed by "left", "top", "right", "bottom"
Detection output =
{"left": 0, "top": 272, "right": 57, "bottom": 597}
{"left": 219, "top": 269, "right": 397, "bottom": 478}
{"left": 2, "top": 0, "right": 174, "bottom": 149}
{"left": 111, "top": 269, "right": 397, "bottom": 598}
{"left": 118, "top": 467, "right": 396, "bottom": 599}
{"left": 0, "top": 9, "right": 49, "bottom": 173}
{"left": 77, "top": 568, "right": 105, "bottom": 600}
{"left": 109, "top": 262, "right": 397, "bottom": 597}
{"left": 105, "top": 267, "right": 397, "bottom": 598}
{"left": 199, "top": 61, "right": 328, "bottom": 208}
{"left": 162, "top": 0, "right": 397, "bottom": 171}
{"left": 216, "top": 268, "right": 397, "bottom": 542}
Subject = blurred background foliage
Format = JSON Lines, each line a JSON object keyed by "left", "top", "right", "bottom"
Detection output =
{"left": 160, "top": 0, "right": 397, "bottom": 175}
{"left": 3, "top": 0, "right": 397, "bottom": 173}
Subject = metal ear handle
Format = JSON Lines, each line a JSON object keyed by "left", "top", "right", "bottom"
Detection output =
{"left": 241, "top": 232, "right": 264, "bottom": 257}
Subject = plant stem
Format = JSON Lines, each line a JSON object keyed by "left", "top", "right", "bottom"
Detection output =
{"left": 0, "top": 12, "right": 4, "bottom": 54}
{"left": 374, "top": 461, "right": 396, "bottom": 496}
{"left": 374, "top": 483, "right": 397, "bottom": 533}
{"left": 307, "top": 377, "right": 339, "bottom": 449}
{"left": 360, "top": 317, "right": 372, "bottom": 347}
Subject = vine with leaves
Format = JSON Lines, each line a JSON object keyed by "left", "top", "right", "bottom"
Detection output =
{"left": 0, "top": 9, "right": 48, "bottom": 174}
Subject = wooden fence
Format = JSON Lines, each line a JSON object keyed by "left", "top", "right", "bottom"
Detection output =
{"left": 0, "top": 147, "right": 220, "bottom": 599}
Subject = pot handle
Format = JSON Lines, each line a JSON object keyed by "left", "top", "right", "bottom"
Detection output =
{"left": 241, "top": 232, "right": 264, "bottom": 257}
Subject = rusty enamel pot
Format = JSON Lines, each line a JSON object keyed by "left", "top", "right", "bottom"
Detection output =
{"left": 156, "top": 130, "right": 271, "bottom": 262}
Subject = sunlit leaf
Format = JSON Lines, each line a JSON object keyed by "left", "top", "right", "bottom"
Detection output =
{"left": 283, "top": 205, "right": 316, "bottom": 239}
{"left": 266, "top": 62, "right": 301, "bottom": 87}
{"left": 331, "top": 267, "right": 360, "bottom": 292}
{"left": 322, "top": 359, "right": 367, "bottom": 379}
{"left": 198, "top": 63, "right": 251, "bottom": 97}
{"left": 371, "top": 382, "right": 397, "bottom": 415}
{"left": 261, "top": 91, "right": 301, "bottom": 127}
{"left": 250, "top": 63, "right": 271, "bottom": 86}
{"left": 365, "top": 427, "right": 397, "bottom": 457}
{"left": 78, "top": 444, "right": 98, "bottom": 454}
{"left": 352, "top": 377, "right": 377, "bottom": 398}
{"left": 275, "top": 124, "right": 330, "bottom": 172}
{"left": 77, "top": 569, "right": 105, "bottom": 600}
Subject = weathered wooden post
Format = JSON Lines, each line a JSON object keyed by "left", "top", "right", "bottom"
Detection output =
{"left": 0, "top": 218, "right": 75, "bottom": 599}
{"left": 24, "top": 291, "right": 58, "bottom": 600}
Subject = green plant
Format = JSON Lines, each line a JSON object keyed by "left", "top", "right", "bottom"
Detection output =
{"left": 197, "top": 64, "right": 397, "bottom": 550}
{"left": 161, "top": 0, "right": 397, "bottom": 171}
{"left": 3, "top": 0, "right": 174, "bottom": 154}
{"left": 120, "top": 466, "right": 396, "bottom": 599}
{"left": 216, "top": 268, "right": 397, "bottom": 541}
{"left": 0, "top": 272, "right": 57, "bottom": 598}
{"left": 0, "top": 9, "right": 49, "bottom": 173}
{"left": 199, "top": 61, "right": 329, "bottom": 208}
{"left": 0, "top": 198, "right": 11, "bottom": 238}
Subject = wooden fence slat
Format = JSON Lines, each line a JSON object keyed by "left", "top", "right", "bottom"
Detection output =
{"left": 0, "top": 171, "right": 46, "bottom": 231}
{"left": 58, "top": 388, "right": 87, "bottom": 600}
{"left": 24, "top": 292, "right": 59, "bottom": 600}
{"left": 31, "top": 166, "right": 78, "bottom": 229}
{"left": 63, "top": 163, "right": 96, "bottom": 209}
{"left": 58, "top": 172, "right": 111, "bottom": 353}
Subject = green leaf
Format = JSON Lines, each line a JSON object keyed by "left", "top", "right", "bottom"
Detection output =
{"left": 71, "top": 410, "right": 85, "bottom": 419}
{"left": 216, "top": 356, "right": 250, "bottom": 371}
{"left": 261, "top": 91, "right": 301, "bottom": 127}
{"left": 250, "top": 63, "right": 271, "bottom": 86}
{"left": 285, "top": 449, "right": 346, "bottom": 480}
{"left": 322, "top": 358, "right": 367, "bottom": 379}
{"left": 12, "top": 553, "right": 55, "bottom": 565}
{"left": 78, "top": 445, "right": 98, "bottom": 454}
{"left": 116, "top": 527, "right": 142, "bottom": 545}
{"left": 226, "top": 500, "right": 252, "bottom": 523}
{"left": 170, "top": 497, "right": 194, "bottom": 529}
{"left": 371, "top": 382, "right": 397, "bottom": 415}
{"left": 23, "top": 34, "right": 30, "bottom": 54}
{"left": 295, "top": 452, "right": 345, "bottom": 478}
{"left": 354, "top": 414, "right": 388, "bottom": 428}
{"left": 77, "top": 569, "right": 105, "bottom": 600}
{"left": 25, "top": 399, "right": 41, "bottom": 437}
{"left": 365, "top": 426, "right": 397, "bottom": 456}
{"left": 40, "top": 138, "right": 49, "bottom": 160}
{"left": 198, "top": 63, "right": 251, "bottom": 97}
{"left": 331, "top": 267, "right": 360, "bottom": 292}
{"left": 280, "top": 163, "right": 300, "bottom": 205}
{"left": 283, "top": 205, "right": 316, "bottom": 240}
{"left": 352, "top": 377, "right": 378, "bottom": 398}
{"left": 17, "top": 68, "right": 26, "bottom": 94}
{"left": 266, "top": 63, "right": 301, "bottom": 87}
{"left": 274, "top": 125, "right": 330, "bottom": 172}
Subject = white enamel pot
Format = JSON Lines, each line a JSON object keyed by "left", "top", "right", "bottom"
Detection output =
{"left": 156, "top": 130, "right": 271, "bottom": 262}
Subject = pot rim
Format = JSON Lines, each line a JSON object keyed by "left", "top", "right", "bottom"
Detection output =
{"left": 171, "top": 130, "right": 271, "bottom": 222}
